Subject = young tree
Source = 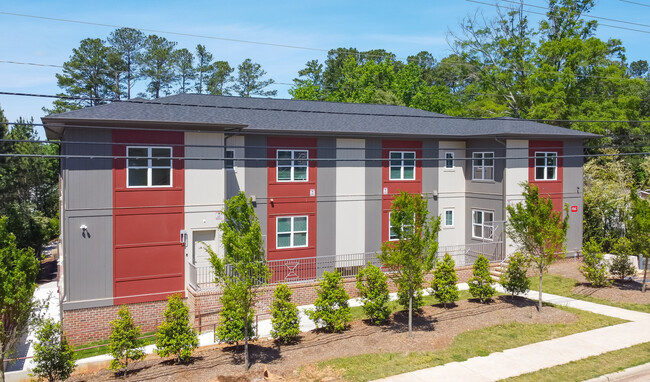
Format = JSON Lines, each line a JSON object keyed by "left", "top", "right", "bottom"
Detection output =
{"left": 139, "top": 35, "right": 177, "bottom": 98}
{"left": 379, "top": 192, "right": 441, "bottom": 338}
{"left": 306, "top": 271, "right": 351, "bottom": 332}
{"left": 500, "top": 252, "right": 530, "bottom": 297}
{"left": 207, "top": 192, "right": 269, "bottom": 370}
{"left": 431, "top": 253, "right": 459, "bottom": 308}
{"left": 31, "top": 319, "right": 76, "bottom": 382}
{"left": 173, "top": 48, "right": 195, "bottom": 93}
{"left": 207, "top": 61, "right": 233, "bottom": 95}
{"left": 194, "top": 45, "right": 213, "bottom": 94}
{"left": 0, "top": 216, "right": 40, "bottom": 382}
{"left": 580, "top": 239, "right": 612, "bottom": 287}
{"left": 107, "top": 27, "right": 145, "bottom": 100}
{"left": 155, "top": 294, "right": 198, "bottom": 364}
{"left": 108, "top": 306, "right": 145, "bottom": 377}
{"left": 627, "top": 191, "right": 650, "bottom": 292}
{"left": 356, "top": 263, "right": 390, "bottom": 324}
{"left": 270, "top": 284, "right": 300, "bottom": 344}
{"left": 506, "top": 183, "right": 569, "bottom": 312}
{"left": 610, "top": 238, "right": 636, "bottom": 281}
{"left": 468, "top": 255, "right": 496, "bottom": 303}
{"left": 230, "top": 58, "right": 277, "bottom": 97}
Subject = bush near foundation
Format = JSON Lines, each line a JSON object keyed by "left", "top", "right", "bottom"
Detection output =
{"left": 356, "top": 263, "right": 391, "bottom": 324}
{"left": 469, "top": 255, "right": 496, "bottom": 303}
{"left": 270, "top": 284, "right": 300, "bottom": 344}
{"left": 431, "top": 253, "right": 459, "bottom": 308}
{"left": 306, "top": 271, "right": 351, "bottom": 332}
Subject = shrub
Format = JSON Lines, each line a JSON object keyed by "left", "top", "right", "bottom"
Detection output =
{"left": 270, "top": 284, "right": 300, "bottom": 344}
{"left": 306, "top": 271, "right": 351, "bottom": 332}
{"left": 468, "top": 255, "right": 496, "bottom": 303}
{"left": 155, "top": 294, "right": 199, "bottom": 363}
{"left": 580, "top": 239, "right": 612, "bottom": 287}
{"left": 431, "top": 253, "right": 459, "bottom": 308}
{"left": 500, "top": 252, "right": 530, "bottom": 297}
{"left": 31, "top": 318, "right": 76, "bottom": 382}
{"left": 356, "top": 263, "right": 391, "bottom": 324}
{"left": 610, "top": 237, "right": 637, "bottom": 281}
{"left": 109, "top": 306, "right": 145, "bottom": 377}
{"left": 216, "top": 284, "right": 254, "bottom": 344}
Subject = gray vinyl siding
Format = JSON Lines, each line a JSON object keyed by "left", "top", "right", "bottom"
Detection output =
{"left": 244, "top": 135, "right": 268, "bottom": 253}
{"left": 317, "top": 138, "right": 336, "bottom": 257}
{"left": 563, "top": 140, "right": 584, "bottom": 256}
{"left": 61, "top": 128, "right": 113, "bottom": 310}
{"left": 465, "top": 139, "right": 507, "bottom": 244}
{"left": 422, "top": 139, "right": 439, "bottom": 223}
{"left": 365, "top": 138, "right": 383, "bottom": 254}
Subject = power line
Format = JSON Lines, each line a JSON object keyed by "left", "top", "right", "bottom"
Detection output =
{"left": 620, "top": 0, "right": 650, "bottom": 8}
{"left": 2, "top": 90, "right": 650, "bottom": 125}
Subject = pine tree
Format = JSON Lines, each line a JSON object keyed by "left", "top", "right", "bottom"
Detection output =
{"left": 431, "top": 253, "right": 459, "bottom": 308}
{"left": 270, "top": 284, "right": 300, "bottom": 344}
{"left": 468, "top": 255, "right": 496, "bottom": 303}
{"left": 306, "top": 271, "right": 351, "bottom": 332}
{"left": 155, "top": 294, "right": 198, "bottom": 363}
{"left": 230, "top": 58, "right": 277, "bottom": 97}
{"left": 31, "top": 319, "right": 76, "bottom": 382}
{"left": 108, "top": 306, "right": 145, "bottom": 377}
{"left": 500, "top": 252, "right": 531, "bottom": 297}
{"left": 356, "top": 263, "right": 391, "bottom": 324}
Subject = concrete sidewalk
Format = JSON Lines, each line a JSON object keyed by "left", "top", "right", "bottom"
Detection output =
{"left": 374, "top": 291, "right": 650, "bottom": 382}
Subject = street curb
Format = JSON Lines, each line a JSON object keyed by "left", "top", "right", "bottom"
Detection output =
{"left": 582, "top": 361, "right": 650, "bottom": 382}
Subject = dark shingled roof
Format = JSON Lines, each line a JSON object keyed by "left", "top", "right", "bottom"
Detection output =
{"left": 42, "top": 94, "right": 597, "bottom": 139}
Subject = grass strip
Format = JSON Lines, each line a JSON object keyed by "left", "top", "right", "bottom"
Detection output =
{"left": 319, "top": 305, "right": 625, "bottom": 382}
{"left": 499, "top": 341, "right": 650, "bottom": 382}
{"left": 530, "top": 274, "right": 650, "bottom": 314}
{"left": 73, "top": 331, "right": 157, "bottom": 359}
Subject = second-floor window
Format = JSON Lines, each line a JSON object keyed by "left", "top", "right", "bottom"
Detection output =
{"left": 225, "top": 150, "right": 234, "bottom": 169}
{"left": 445, "top": 152, "right": 454, "bottom": 169}
{"left": 535, "top": 152, "right": 557, "bottom": 180}
{"left": 277, "top": 216, "right": 308, "bottom": 248}
{"left": 277, "top": 150, "right": 308, "bottom": 182}
{"left": 390, "top": 151, "right": 416, "bottom": 180}
{"left": 472, "top": 152, "right": 494, "bottom": 181}
{"left": 127, "top": 146, "right": 172, "bottom": 187}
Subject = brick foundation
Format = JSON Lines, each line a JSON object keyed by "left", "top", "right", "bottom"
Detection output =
{"left": 63, "top": 263, "right": 496, "bottom": 346}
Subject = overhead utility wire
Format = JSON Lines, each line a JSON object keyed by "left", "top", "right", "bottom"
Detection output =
{"left": 2, "top": 90, "right": 650, "bottom": 124}
{"left": 620, "top": 0, "right": 650, "bottom": 8}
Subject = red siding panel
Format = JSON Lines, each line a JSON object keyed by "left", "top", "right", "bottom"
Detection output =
{"left": 529, "top": 140, "right": 564, "bottom": 212}
{"left": 381, "top": 140, "right": 423, "bottom": 243}
{"left": 112, "top": 130, "right": 185, "bottom": 305}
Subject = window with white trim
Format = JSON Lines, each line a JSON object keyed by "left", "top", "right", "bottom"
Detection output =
{"left": 277, "top": 150, "right": 308, "bottom": 181}
{"left": 443, "top": 209, "right": 454, "bottom": 227}
{"left": 225, "top": 150, "right": 234, "bottom": 169}
{"left": 127, "top": 146, "right": 172, "bottom": 187}
{"left": 535, "top": 152, "right": 557, "bottom": 180}
{"left": 389, "top": 151, "right": 416, "bottom": 180}
{"left": 276, "top": 216, "right": 308, "bottom": 248}
{"left": 472, "top": 152, "right": 494, "bottom": 181}
{"left": 472, "top": 210, "right": 494, "bottom": 240}
{"left": 389, "top": 212, "right": 414, "bottom": 241}
{"left": 445, "top": 152, "right": 454, "bottom": 169}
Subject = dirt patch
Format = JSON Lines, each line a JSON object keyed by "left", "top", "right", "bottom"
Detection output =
{"left": 548, "top": 261, "right": 650, "bottom": 305}
{"left": 68, "top": 297, "right": 575, "bottom": 381}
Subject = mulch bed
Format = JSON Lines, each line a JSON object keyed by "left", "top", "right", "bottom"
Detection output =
{"left": 548, "top": 260, "right": 650, "bottom": 305}
{"left": 68, "top": 296, "right": 576, "bottom": 382}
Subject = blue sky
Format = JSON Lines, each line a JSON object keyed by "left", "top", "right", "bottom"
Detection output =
{"left": 1, "top": 0, "right": 648, "bottom": 127}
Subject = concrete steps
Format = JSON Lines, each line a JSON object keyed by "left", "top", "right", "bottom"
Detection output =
{"left": 490, "top": 258, "right": 510, "bottom": 282}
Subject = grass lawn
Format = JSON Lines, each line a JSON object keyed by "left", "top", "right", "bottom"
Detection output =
{"left": 499, "top": 342, "right": 650, "bottom": 382}
{"left": 529, "top": 274, "right": 650, "bottom": 314}
{"left": 73, "top": 331, "right": 157, "bottom": 359}
{"left": 320, "top": 305, "right": 625, "bottom": 382}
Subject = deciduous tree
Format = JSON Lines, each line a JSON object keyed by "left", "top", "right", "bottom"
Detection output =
{"left": 627, "top": 190, "right": 650, "bottom": 292}
{"left": 468, "top": 255, "right": 496, "bottom": 303}
{"left": 31, "top": 319, "right": 76, "bottom": 382}
{"left": 506, "top": 183, "right": 569, "bottom": 312}
{"left": 108, "top": 306, "right": 145, "bottom": 377}
{"left": 270, "top": 284, "right": 300, "bottom": 344}
{"left": 306, "top": 271, "right": 351, "bottom": 332}
{"left": 356, "top": 263, "right": 390, "bottom": 324}
{"left": 155, "top": 294, "right": 198, "bottom": 363}
{"left": 431, "top": 253, "right": 459, "bottom": 308}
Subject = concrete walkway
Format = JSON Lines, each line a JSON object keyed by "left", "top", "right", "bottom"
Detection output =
{"left": 374, "top": 290, "right": 650, "bottom": 382}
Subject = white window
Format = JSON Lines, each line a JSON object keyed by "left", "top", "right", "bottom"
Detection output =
{"left": 472, "top": 152, "right": 494, "bottom": 181}
{"left": 445, "top": 152, "right": 454, "bottom": 169}
{"left": 535, "top": 152, "right": 557, "bottom": 180}
{"left": 389, "top": 212, "right": 414, "bottom": 241}
{"left": 277, "top": 150, "right": 308, "bottom": 182}
{"left": 472, "top": 210, "right": 494, "bottom": 240}
{"left": 443, "top": 209, "right": 454, "bottom": 227}
{"left": 277, "top": 216, "right": 308, "bottom": 248}
{"left": 127, "top": 146, "right": 172, "bottom": 187}
{"left": 225, "top": 150, "right": 234, "bottom": 169}
{"left": 389, "top": 151, "right": 416, "bottom": 180}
